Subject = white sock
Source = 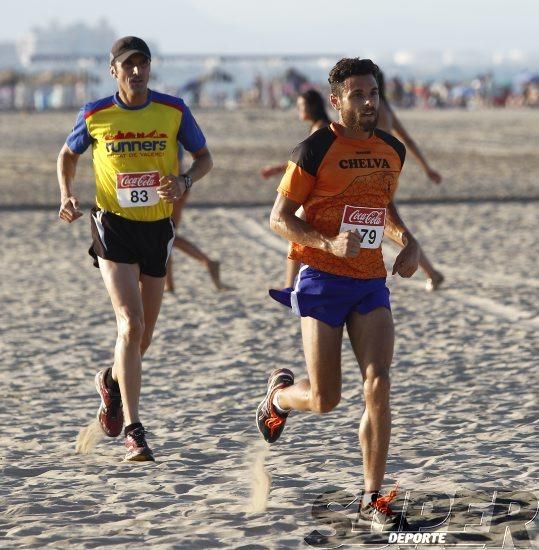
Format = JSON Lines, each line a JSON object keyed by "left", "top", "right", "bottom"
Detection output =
{"left": 272, "top": 390, "right": 291, "bottom": 415}
{"left": 362, "top": 491, "right": 380, "bottom": 507}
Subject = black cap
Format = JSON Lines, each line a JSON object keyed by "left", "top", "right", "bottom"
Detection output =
{"left": 110, "top": 36, "right": 151, "bottom": 65}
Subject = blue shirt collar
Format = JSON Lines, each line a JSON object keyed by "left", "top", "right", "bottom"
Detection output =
{"left": 113, "top": 89, "right": 152, "bottom": 110}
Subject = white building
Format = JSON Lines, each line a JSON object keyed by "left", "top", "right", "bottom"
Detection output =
{"left": 17, "top": 19, "right": 117, "bottom": 66}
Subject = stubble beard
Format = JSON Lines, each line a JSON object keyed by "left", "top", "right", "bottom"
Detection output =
{"left": 341, "top": 108, "right": 378, "bottom": 134}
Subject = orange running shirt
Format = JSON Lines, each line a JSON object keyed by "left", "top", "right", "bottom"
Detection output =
{"left": 277, "top": 122, "right": 406, "bottom": 279}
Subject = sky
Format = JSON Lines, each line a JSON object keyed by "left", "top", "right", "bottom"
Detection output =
{"left": 2, "top": 0, "right": 538, "bottom": 55}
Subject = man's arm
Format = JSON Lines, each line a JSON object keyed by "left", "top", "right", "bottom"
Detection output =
{"left": 260, "top": 163, "right": 287, "bottom": 179}
{"left": 388, "top": 106, "right": 442, "bottom": 184}
{"left": 158, "top": 146, "right": 213, "bottom": 203}
{"left": 385, "top": 200, "right": 420, "bottom": 277}
{"left": 184, "top": 145, "right": 213, "bottom": 182}
{"left": 57, "top": 143, "right": 83, "bottom": 223}
{"left": 270, "top": 194, "right": 362, "bottom": 259}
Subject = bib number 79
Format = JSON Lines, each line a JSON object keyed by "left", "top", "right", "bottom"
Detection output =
{"left": 339, "top": 206, "right": 386, "bottom": 249}
{"left": 359, "top": 228, "right": 377, "bottom": 245}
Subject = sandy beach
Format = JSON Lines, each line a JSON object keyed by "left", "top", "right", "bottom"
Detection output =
{"left": 0, "top": 108, "right": 538, "bottom": 548}
{"left": 2, "top": 108, "right": 539, "bottom": 207}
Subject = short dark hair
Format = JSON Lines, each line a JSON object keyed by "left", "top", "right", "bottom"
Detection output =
{"left": 377, "top": 70, "right": 387, "bottom": 102}
{"left": 328, "top": 58, "right": 380, "bottom": 96}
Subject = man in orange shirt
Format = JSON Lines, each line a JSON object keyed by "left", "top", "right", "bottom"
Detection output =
{"left": 256, "top": 58, "right": 418, "bottom": 528}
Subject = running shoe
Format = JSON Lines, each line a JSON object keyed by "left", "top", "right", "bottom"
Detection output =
{"left": 256, "top": 368, "right": 294, "bottom": 443}
{"left": 95, "top": 368, "right": 123, "bottom": 437}
{"left": 124, "top": 426, "right": 155, "bottom": 462}
{"left": 358, "top": 485, "right": 410, "bottom": 531}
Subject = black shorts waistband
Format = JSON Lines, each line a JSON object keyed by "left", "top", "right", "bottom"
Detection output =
{"left": 91, "top": 207, "right": 171, "bottom": 226}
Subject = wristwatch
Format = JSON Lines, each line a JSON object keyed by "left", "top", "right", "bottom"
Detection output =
{"left": 182, "top": 174, "right": 193, "bottom": 190}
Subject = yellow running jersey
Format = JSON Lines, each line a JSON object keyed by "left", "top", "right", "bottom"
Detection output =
{"left": 66, "top": 90, "right": 206, "bottom": 221}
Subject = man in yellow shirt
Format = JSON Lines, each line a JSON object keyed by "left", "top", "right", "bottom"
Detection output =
{"left": 57, "top": 36, "right": 213, "bottom": 461}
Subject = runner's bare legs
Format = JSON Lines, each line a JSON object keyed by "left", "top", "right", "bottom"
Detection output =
{"left": 98, "top": 259, "right": 165, "bottom": 426}
{"left": 171, "top": 236, "right": 223, "bottom": 289}
{"left": 139, "top": 273, "right": 166, "bottom": 357}
{"left": 276, "top": 307, "right": 393, "bottom": 492}
{"left": 277, "top": 316, "right": 343, "bottom": 413}
{"left": 346, "top": 308, "right": 394, "bottom": 492}
{"left": 165, "top": 192, "right": 225, "bottom": 291}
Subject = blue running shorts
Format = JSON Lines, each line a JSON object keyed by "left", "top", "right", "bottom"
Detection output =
{"left": 269, "top": 265, "right": 391, "bottom": 328}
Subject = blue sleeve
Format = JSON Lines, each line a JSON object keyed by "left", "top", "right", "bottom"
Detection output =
{"left": 177, "top": 105, "right": 206, "bottom": 153}
{"left": 66, "top": 107, "right": 93, "bottom": 154}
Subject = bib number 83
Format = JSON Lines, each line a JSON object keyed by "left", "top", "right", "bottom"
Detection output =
{"left": 130, "top": 190, "right": 149, "bottom": 203}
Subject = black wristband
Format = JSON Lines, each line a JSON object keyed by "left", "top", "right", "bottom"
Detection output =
{"left": 182, "top": 174, "right": 193, "bottom": 190}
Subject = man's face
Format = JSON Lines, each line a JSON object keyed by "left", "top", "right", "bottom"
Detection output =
{"left": 331, "top": 74, "right": 379, "bottom": 133}
{"left": 111, "top": 53, "right": 151, "bottom": 95}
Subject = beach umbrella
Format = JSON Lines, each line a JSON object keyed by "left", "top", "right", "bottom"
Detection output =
{"left": 201, "top": 68, "right": 234, "bottom": 83}
{"left": 27, "top": 70, "right": 100, "bottom": 86}
{"left": 0, "top": 70, "right": 22, "bottom": 86}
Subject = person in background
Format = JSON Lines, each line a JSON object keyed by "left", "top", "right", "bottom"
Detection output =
{"left": 377, "top": 71, "right": 444, "bottom": 291}
{"left": 261, "top": 90, "right": 332, "bottom": 287}
{"left": 165, "top": 185, "right": 226, "bottom": 293}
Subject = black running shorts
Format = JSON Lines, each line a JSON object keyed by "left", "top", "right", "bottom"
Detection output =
{"left": 89, "top": 207, "right": 175, "bottom": 278}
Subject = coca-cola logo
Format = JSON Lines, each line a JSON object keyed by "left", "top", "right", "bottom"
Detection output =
{"left": 344, "top": 207, "right": 385, "bottom": 225}
{"left": 117, "top": 172, "right": 159, "bottom": 189}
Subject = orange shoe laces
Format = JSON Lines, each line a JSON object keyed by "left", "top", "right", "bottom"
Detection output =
{"left": 264, "top": 389, "right": 286, "bottom": 437}
{"left": 265, "top": 413, "right": 285, "bottom": 437}
{"left": 372, "top": 483, "right": 399, "bottom": 516}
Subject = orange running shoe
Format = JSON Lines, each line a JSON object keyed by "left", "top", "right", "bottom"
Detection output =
{"left": 358, "top": 484, "right": 410, "bottom": 531}
{"left": 256, "top": 368, "right": 294, "bottom": 443}
{"left": 95, "top": 368, "right": 123, "bottom": 437}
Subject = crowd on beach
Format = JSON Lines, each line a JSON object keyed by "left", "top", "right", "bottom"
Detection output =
{"left": 1, "top": 65, "right": 538, "bottom": 111}
{"left": 223, "top": 71, "right": 539, "bottom": 110}
{"left": 382, "top": 73, "right": 539, "bottom": 109}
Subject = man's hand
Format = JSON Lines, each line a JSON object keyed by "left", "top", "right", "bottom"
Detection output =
{"left": 158, "top": 174, "right": 187, "bottom": 203}
{"left": 58, "top": 195, "right": 83, "bottom": 223}
{"left": 392, "top": 236, "right": 420, "bottom": 277}
{"left": 426, "top": 167, "right": 442, "bottom": 184}
{"left": 260, "top": 165, "right": 285, "bottom": 179}
{"left": 327, "top": 230, "right": 362, "bottom": 258}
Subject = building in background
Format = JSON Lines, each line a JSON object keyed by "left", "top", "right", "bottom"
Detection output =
{"left": 0, "top": 20, "right": 537, "bottom": 110}
{"left": 0, "top": 21, "right": 117, "bottom": 110}
{"left": 16, "top": 19, "right": 116, "bottom": 66}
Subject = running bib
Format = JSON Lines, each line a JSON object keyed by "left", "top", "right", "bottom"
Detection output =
{"left": 339, "top": 205, "right": 386, "bottom": 249}
{"left": 116, "top": 171, "right": 160, "bottom": 208}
